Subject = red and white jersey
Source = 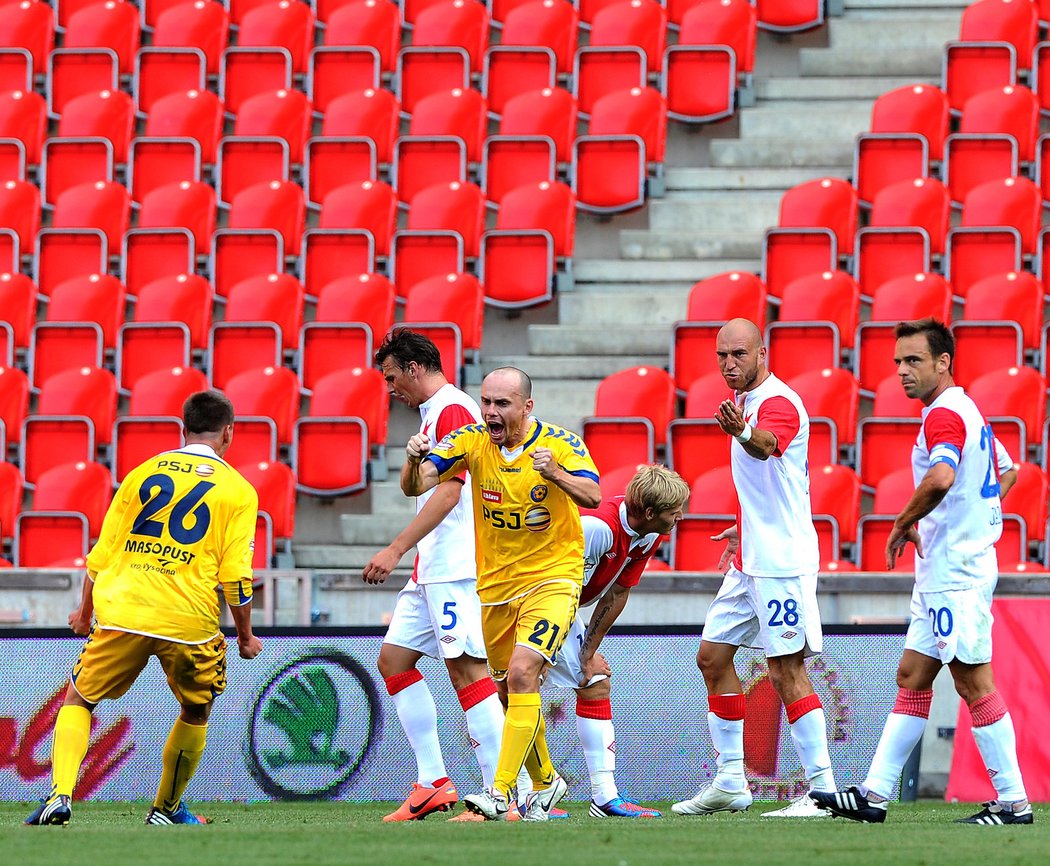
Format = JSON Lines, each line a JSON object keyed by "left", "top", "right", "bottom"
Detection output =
{"left": 912, "top": 386, "right": 1006, "bottom": 591}
{"left": 414, "top": 384, "right": 481, "bottom": 584}
{"left": 732, "top": 373, "right": 819, "bottom": 576}
{"left": 579, "top": 497, "right": 663, "bottom": 607}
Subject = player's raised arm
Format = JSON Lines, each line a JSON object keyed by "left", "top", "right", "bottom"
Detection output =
{"left": 531, "top": 447, "right": 601, "bottom": 507}
{"left": 401, "top": 431, "right": 441, "bottom": 496}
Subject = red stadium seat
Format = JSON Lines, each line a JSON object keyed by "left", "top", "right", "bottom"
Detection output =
{"left": 0, "top": 178, "right": 39, "bottom": 254}
{"left": 41, "top": 138, "right": 114, "bottom": 208}
{"left": 133, "top": 273, "right": 212, "bottom": 350}
{"left": 223, "top": 366, "right": 300, "bottom": 446}
{"left": 390, "top": 230, "right": 464, "bottom": 302}
{"left": 0, "top": 90, "right": 47, "bottom": 166}
{"left": 594, "top": 366, "right": 675, "bottom": 447}
{"left": 299, "top": 322, "right": 372, "bottom": 394}
{"left": 671, "top": 514, "right": 735, "bottom": 570}
{"left": 208, "top": 322, "right": 282, "bottom": 390}
{"left": 779, "top": 177, "right": 857, "bottom": 257}
{"left": 960, "top": 175, "right": 1041, "bottom": 255}
{"left": 0, "top": 364, "right": 29, "bottom": 446}
{"left": 216, "top": 136, "right": 290, "bottom": 207}
{"left": 133, "top": 47, "right": 205, "bottom": 117}
{"left": 687, "top": 465, "right": 736, "bottom": 514}
{"left": 481, "top": 136, "right": 556, "bottom": 207}
{"left": 406, "top": 181, "right": 486, "bottom": 258}
{"left": 944, "top": 226, "right": 1022, "bottom": 301}
{"left": 0, "top": 48, "right": 32, "bottom": 97}
{"left": 953, "top": 273, "right": 1040, "bottom": 388}
{"left": 313, "top": 272, "right": 395, "bottom": 341}
{"left": 324, "top": 0, "right": 400, "bottom": 72}
{"left": 152, "top": 0, "right": 229, "bottom": 75}
{"left": 0, "top": 461, "right": 24, "bottom": 544}
{"left": 500, "top": 87, "right": 578, "bottom": 165}
{"left": 228, "top": 180, "right": 305, "bottom": 257}
{"left": 34, "top": 228, "right": 108, "bottom": 300}
{"left": 294, "top": 415, "right": 369, "bottom": 497}
{"left": 404, "top": 272, "right": 485, "bottom": 360}
{"left": 412, "top": 0, "right": 489, "bottom": 74}
{"left": 667, "top": 418, "right": 731, "bottom": 486}
{"left": 37, "top": 365, "right": 117, "bottom": 446}
{"left": 46, "top": 273, "right": 125, "bottom": 348}
{"left": 943, "top": 42, "right": 1016, "bottom": 116}
{"left": 232, "top": 88, "right": 312, "bottom": 165}
{"left": 51, "top": 180, "right": 130, "bottom": 250}
{"left": 479, "top": 230, "right": 553, "bottom": 309}
{"left": 574, "top": 47, "right": 646, "bottom": 120}
{"left": 56, "top": 89, "right": 134, "bottom": 163}
{"left": 868, "top": 177, "right": 951, "bottom": 256}
{"left": 116, "top": 321, "right": 191, "bottom": 393}
{"left": 121, "top": 228, "right": 196, "bottom": 300}
{"left": 810, "top": 463, "right": 861, "bottom": 546}
{"left": 392, "top": 136, "right": 467, "bottom": 206}
{"left": 500, "top": 0, "right": 579, "bottom": 76}
{"left": 225, "top": 272, "right": 305, "bottom": 352}
{"left": 0, "top": 0, "right": 54, "bottom": 78}
{"left": 318, "top": 180, "right": 398, "bottom": 257}
{"left": 47, "top": 48, "right": 118, "bottom": 118}
{"left": 872, "top": 374, "right": 923, "bottom": 418}
{"left": 872, "top": 467, "right": 915, "bottom": 516}
{"left": 408, "top": 88, "right": 488, "bottom": 163}
{"left": 1006, "top": 462, "right": 1048, "bottom": 544}
{"left": 29, "top": 322, "right": 103, "bottom": 390}
{"left": 857, "top": 515, "right": 914, "bottom": 572}
{"left": 754, "top": 0, "right": 822, "bottom": 32}
{"left": 237, "top": 0, "right": 314, "bottom": 74}
{"left": 322, "top": 89, "right": 400, "bottom": 165}
{"left": 304, "top": 137, "right": 378, "bottom": 208}
{"left": 960, "top": 0, "right": 1038, "bottom": 73}
{"left": 0, "top": 272, "right": 36, "bottom": 351}
{"left": 34, "top": 460, "right": 112, "bottom": 539}
{"left": 209, "top": 229, "right": 284, "bottom": 302}
{"left": 219, "top": 47, "right": 292, "bottom": 117}
{"left": 788, "top": 367, "right": 860, "bottom": 459}
{"left": 856, "top": 417, "right": 922, "bottom": 492}
{"left": 299, "top": 229, "right": 375, "bottom": 299}
{"left": 238, "top": 460, "right": 296, "bottom": 546}
{"left": 969, "top": 366, "right": 1047, "bottom": 458}
{"left": 138, "top": 181, "right": 216, "bottom": 251}
{"left": 307, "top": 47, "right": 380, "bottom": 116}
{"left": 128, "top": 365, "right": 207, "bottom": 416}
{"left": 761, "top": 227, "right": 836, "bottom": 301}
{"left": 14, "top": 511, "right": 89, "bottom": 567}
{"left": 581, "top": 416, "right": 655, "bottom": 476}
{"left": 144, "top": 89, "right": 224, "bottom": 164}
{"left": 482, "top": 47, "right": 556, "bottom": 118}
{"left": 128, "top": 137, "right": 203, "bottom": 204}
{"left": 305, "top": 365, "right": 388, "bottom": 453}
{"left": 64, "top": 0, "right": 140, "bottom": 75}
{"left": 112, "top": 416, "right": 183, "bottom": 483}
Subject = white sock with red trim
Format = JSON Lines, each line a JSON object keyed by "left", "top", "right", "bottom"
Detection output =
{"left": 577, "top": 698, "right": 617, "bottom": 804}
{"left": 385, "top": 670, "right": 446, "bottom": 787}
{"left": 969, "top": 691, "right": 1028, "bottom": 803}
{"left": 786, "top": 694, "right": 835, "bottom": 792}
{"left": 457, "top": 678, "right": 503, "bottom": 790}
{"left": 862, "top": 687, "right": 931, "bottom": 801}
{"left": 708, "top": 694, "right": 747, "bottom": 792}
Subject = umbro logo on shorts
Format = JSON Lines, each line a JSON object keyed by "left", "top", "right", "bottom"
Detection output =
{"left": 781, "top": 630, "right": 797, "bottom": 639}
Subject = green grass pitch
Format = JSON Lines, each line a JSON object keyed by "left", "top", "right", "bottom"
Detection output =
{"left": 0, "top": 800, "right": 1045, "bottom": 866}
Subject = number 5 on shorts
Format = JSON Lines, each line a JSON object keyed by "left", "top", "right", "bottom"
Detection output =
{"left": 441, "top": 601, "right": 457, "bottom": 630}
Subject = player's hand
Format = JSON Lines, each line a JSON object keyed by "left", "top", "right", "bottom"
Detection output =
{"left": 238, "top": 634, "right": 263, "bottom": 659}
{"left": 68, "top": 609, "right": 92, "bottom": 636}
{"left": 886, "top": 524, "right": 923, "bottom": 570}
{"left": 580, "top": 652, "right": 611, "bottom": 686}
{"left": 362, "top": 546, "right": 400, "bottom": 585}
{"left": 714, "top": 399, "right": 746, "bottom": 437}
{"left": 406, "top": 433, "right": 432, "bottom": 463}
{"left": 530, "top": 447, "right": 558, "bottom": 480}
{"left": 711, "top": 524, "right": 739, "bottom": 572}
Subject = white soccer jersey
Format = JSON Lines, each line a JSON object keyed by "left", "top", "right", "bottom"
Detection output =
{"left": 912, "top": 386, "right": 1005, "bottom": 592}
{"left": 731, "top": 373, "right": 819, "bottom": 576}
{"left": 413, "top": 384, "right": 481, "bottom": 584}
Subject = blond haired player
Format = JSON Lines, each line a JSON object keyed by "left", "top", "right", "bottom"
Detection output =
{"left": 26, "top": 391, "right": 262, "bottom": 827}
{"left": 401, "top": 367, "right": 600, "bottom": 821}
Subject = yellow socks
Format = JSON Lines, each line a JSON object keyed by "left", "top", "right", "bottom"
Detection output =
{"left": 51, "top": 705, "right": 92, "bottom": 799}
{"left": 494, "top": 693, "right": 555, "bottom": 798}
{"left": 523, "top": 710, "right": 557, "bottom": 789}
{"left": 153, "top": 719, "right": 207, "bottom": 812}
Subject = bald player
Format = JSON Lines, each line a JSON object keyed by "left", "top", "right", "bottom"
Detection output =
{"left": 673, "top": 318, "right": 836, "bottom": 819}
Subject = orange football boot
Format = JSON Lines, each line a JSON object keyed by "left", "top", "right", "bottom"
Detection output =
{"left": 383, "top": 781, "right": 459, "bottom": 821}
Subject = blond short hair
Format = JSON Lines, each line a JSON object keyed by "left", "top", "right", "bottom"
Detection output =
{"left": 624, "top": 464, "right": 690, "bottom": 517}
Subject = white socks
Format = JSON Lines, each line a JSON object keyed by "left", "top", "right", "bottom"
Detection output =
{"left": 386, "top": 671, "right": 447, "bottom": 786}
{"left": 576, "top": 702, "right": 618, "bottom": 805}
{"left": 786, "top": 697, "right": 836, "bottom": 793}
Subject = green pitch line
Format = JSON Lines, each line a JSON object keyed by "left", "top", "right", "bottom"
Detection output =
{"left": 0, "top": 801, "right": 1045, "bottom": 866}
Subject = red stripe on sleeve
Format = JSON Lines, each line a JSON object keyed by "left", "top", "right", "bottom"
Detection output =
{"left": 756, "top": 396, "right": 800, "bottom": 458}
{"left": 922, "top": 407, "right": 966, "bottom": 453}
{"left": 435, "top": 403, "right": 477, "bottom": 440}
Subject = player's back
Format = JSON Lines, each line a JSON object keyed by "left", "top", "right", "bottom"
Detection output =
{"left": 86, "top": 445, "right": 259, "bottom": 643}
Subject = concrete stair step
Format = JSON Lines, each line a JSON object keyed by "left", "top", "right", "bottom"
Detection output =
{"left": 710, "top": 137, "right": 854, "bottom": 167}
{"left": 756, "top": 76, "right": 935, "bottom": 101}
{"left": 368, "top": 480, "right": 423, "bottom": 514}
{"left": 520, "top": 376, "right": 602, "bottom": 431}
{"left": 483, "top": 354, "right": 668, "bottom": 379}
{"left": 799, "top": 47, "right": 942, "bottom": 77}
{"left": 529, "top": 324, "right": 671, "bottom": 358}
{"left": 620, "top": 230, "right": 763, "bottom": 261}
{"left": 738, "top": 102, "right": 873, "bottom": 139}
{"left": 340, "top": 513, "right": 417, "bottom": 545}
{"left": 665, "top": 166, "right": 850, "bottom": 191}
{"left": 844, "top": 0, "right": 965, "bottom": 9}
{"left": 558, "top": 291, "right": 690, "bottom": 326}
{"left": 292, "top": 543, "right": 395, "bottom": 569}
{"left": 574, "top": 258, "right": 759, "bottom": 284}
{"left": 826, "top": 14, "right": 961, "bottom": 49}
{"left": 648, "top": 192, "right": 782, "bottom": 231}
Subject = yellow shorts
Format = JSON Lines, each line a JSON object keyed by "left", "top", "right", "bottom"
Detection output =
{"left": 71, "top": 626, "right": 228, "bottom": 706}
{"left": 482, "top": 580, "right": 579, "bottom": 679}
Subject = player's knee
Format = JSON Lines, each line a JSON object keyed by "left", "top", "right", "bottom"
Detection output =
{"left": 697, "top": 647, "right": 727, "bottom": 682}
{"left": 376, "top": 649, "right": 407, "bottom": 681}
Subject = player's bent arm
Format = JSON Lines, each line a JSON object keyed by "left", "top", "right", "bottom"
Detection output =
{"left": 226, "top": 596, "right": 262, "bottom": 660}
{"left": 68, "top": 571, "right": 95, "bottom": 636}
{"left": 550, "top": 468, "right": 601, "bottom": 508}
{"left": 580, "top": 583, "right": 631, "bottom": 666}
{"left": 363, "top": 480, "right": 463, "bottom": 583}
{"left": 400, "top": 451, "right": 441, "bottom": 497}
{"left": 893, "top": 462, "right": 955, "bottom": 530}
{"left": 999, "top": 466, "right": 1018, "bottom": 500}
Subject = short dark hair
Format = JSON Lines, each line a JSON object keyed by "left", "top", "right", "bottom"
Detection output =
{"left": 895, "top": 318, "right": 954, "bottom": 364}
{"left": 374, "top": 328, "right": 443, "bottom": 373}
{"left": 183, "top": 390, "right": 234, "bottom": 434}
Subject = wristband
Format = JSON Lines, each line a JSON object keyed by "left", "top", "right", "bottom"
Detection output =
{"left": 735, "top": 423, "right": 753, "bottom": 444}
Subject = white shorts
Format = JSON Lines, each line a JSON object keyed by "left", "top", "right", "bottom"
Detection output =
{"left": 702, "top": 566, "right": 823, "bottom": 657}
{"left": 903, "top": 575, "right": 996, "bottom": 665}
{"left": 383, "top": 577, "right": 487, "bottom": 661}
{"left": 542, "top": 613, "right": 610, "bottom": 691}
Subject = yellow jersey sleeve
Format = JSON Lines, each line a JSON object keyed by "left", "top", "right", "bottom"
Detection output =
{"left": 85, "top": 450, "right": 259, "bottom": 643}
{"left": 426, "top": 422, "right": 485, "bottom": 480}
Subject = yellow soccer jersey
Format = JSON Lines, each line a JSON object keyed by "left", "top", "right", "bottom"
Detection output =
{"left": 427, "top": 419, "right": 599, "bottom": 603}
{"left": 85, "top": 444, "right": 258, "bottom": 644}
